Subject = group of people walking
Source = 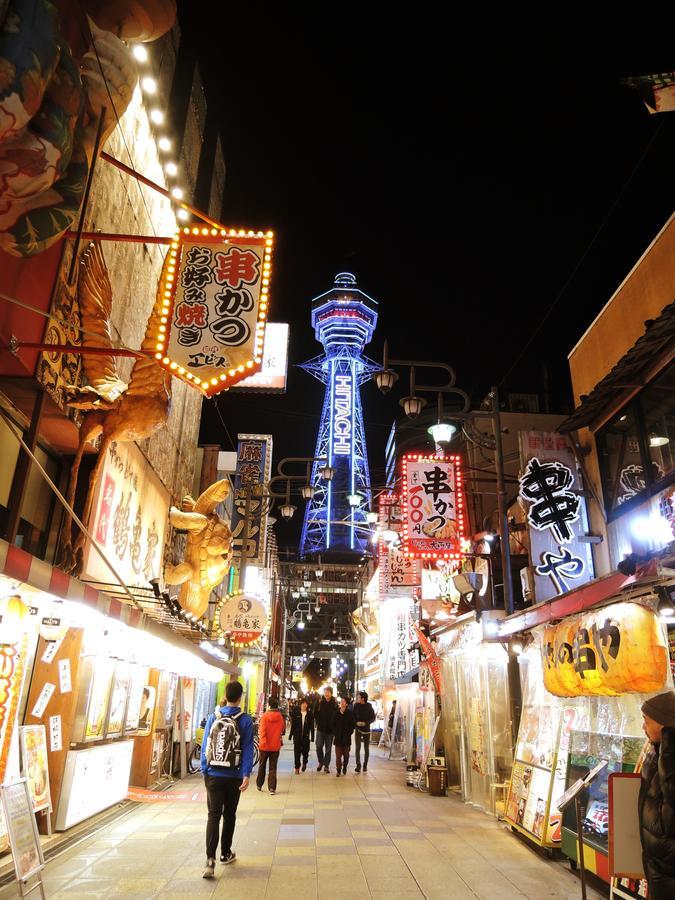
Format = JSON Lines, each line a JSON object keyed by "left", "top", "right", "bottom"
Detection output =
{"left": 199, "top": 681, "right": 376, "bottom": 879}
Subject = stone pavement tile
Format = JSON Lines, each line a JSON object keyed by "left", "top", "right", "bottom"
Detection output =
{"left": 316, "top": 845, "right": 355, "bottom": 856}
{"left": 275, "top": 845, "right": 317, "bottom": 856}
{"left": 386, "top": 824, "right": 421, "bottom": 833}
{"left": 359, "top": 855, "right": 411, "bottom": 876}
{"left": 113, "top": 876, "right": 170, "bottom": 895}
{"left": 211, "top": 877, "right": 268, "bottom": 898}
{"left": 357, "top": 844, "right": 400, "bottom": 856}
{"left": 315, "top": 837, "right": 354, "bottom": 846}
{"left": 370, "top": 891, "right": 425, "bottom": 900}
{"left": 162, "top": 875, "right": 216, "bottom": 893}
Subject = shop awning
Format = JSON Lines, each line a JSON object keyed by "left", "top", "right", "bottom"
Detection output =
{"left": 394, "top": 666, "right": 419, "bottom": 684}
{"left": 559, "top": 300, "right": 675, "bottom": 433}
{"left": 0, "top": 538, "right": 238, "bottom": 674}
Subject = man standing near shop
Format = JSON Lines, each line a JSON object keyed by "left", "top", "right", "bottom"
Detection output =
{"left": 353, "top": 690, "right": 376, "bottom": 773}
{"left": 200, "top": 681, "right": 254, "bottom": 879}
{"left": 315, "top": 686, "right": 337, "bottom": 773}
{"left": 639, "top": 691, "right": 675, "bottom": 898}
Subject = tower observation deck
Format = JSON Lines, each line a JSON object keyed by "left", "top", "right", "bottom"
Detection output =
{"left": 299, "top": 273, "right": 379, "bottom": 557}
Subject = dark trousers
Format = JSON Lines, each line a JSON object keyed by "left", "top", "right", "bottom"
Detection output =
{"left": 256, "top": 750, "right": 279, "bottom": 791}
{"left": 205, "top": 774, "right": 241, "bottom": 859}
{"left": 335, "top": 744, "right": 350, "bottom": 772}
{"left": 293, "top": 738, "right": 310, "bottom": 768}
{"left": 316, "top": 730, "right": 333, "bottom": 768}
{"left": 354, "top": 730, "right": 370, "bottom": 767}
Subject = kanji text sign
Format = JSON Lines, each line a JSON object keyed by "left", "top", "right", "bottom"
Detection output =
{"left": 156, "top": 228, "right": 274, "bottom": 396}
{"left": 542, "top": 602, "right": 668, "bottom": 696}
{"left": 401, "top": 454, "right": 465, "bottom": 559}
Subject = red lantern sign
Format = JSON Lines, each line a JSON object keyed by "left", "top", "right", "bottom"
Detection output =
{"left": 401, "top": 453, "right": 465, "bottom": 560}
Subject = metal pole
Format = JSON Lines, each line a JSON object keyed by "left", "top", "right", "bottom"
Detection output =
{"left": 178, "top": 678, "right": 187, "bottom": 779}
{"left": 491, "top": 385, "right": 515, "bottom": 615}
{"left": 575, "top": 795, "right": 588, "bottom": 900}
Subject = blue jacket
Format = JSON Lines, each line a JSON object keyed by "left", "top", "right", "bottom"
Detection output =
{"left": 200, "top": 705, "right": 254, "bottom": 779}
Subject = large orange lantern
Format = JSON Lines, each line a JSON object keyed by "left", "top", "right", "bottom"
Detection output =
{"left": 0, "top": 596, "right": 30, "bottom": 646}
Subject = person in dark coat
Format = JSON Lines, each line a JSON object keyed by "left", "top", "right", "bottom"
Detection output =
{"left": 289, "top": 698, "right": 314, "bottom": 773}
{"left": 353, "top": 690, "right": 376, "bottom": 773}
{"left": 315, "top": 687, "right": 338, "bottom": 773}
{"left": 333, "top": 696, "right": 355, "bottom": 777}
{"left": 639, "top": 691, "right": 675, "bottom": 899}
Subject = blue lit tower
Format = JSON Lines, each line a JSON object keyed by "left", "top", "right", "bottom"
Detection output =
{"left": 299, "top": 273, "right": 379, "bottom": 557}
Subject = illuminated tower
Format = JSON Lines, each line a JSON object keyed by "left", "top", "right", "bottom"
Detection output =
{"left": 299, "top": 273, "right": 379, "bottom": 557}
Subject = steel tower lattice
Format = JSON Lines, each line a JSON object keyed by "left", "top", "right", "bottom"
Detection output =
{"left": 299, "top": 273, "right": 379, "bottom": 557}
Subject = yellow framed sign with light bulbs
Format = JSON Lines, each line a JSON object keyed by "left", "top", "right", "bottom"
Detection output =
{"left": 154, "top": 227, "right": 274, "bottom": 396}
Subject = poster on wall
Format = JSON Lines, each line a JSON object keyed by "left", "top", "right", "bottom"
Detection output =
{"left": 230, "top": 434, "right": 273, "bottom": 568}
{"left": 84, "top": 657, "right": 115, "bottom": 742}
{"left": 0, "top": 636, "right": 29, "bottom": 786}
{"left": 156, "top": 672, "right": 178, "bottom": 728}
{"left": 19, "top": 726, "right": 51, "bottom": 814}
{"left": 137, "top": 686, "right": 156, "bottom": 736}
{"left": 518, "top": 431, "right": 595, "bottom": 603}
{"left": 174, "top": 678, "right": 195, "bottom": 742}
{"left": 106, "top": 664, "right": 131, "bottom": 738}
{"left": 55, "top": 741, "right": 134, "bottom": 830}
{"left": 81, "top": 441, "right": 170, "bottom": 589}
{"left": 124, "top": 666, "right": 148, "bottom": 733}
{"left": 401, "top": 454, "right": 465, "bottom": 560}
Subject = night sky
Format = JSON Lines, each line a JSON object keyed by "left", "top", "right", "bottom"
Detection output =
{"left": 183, "top": 6, "right": 675, "bottom": 548}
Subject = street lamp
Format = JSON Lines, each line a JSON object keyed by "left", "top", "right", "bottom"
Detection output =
{"left": 279, "top": 502, "right": 297, "bottom": 520}
{"left": 320, "top": 464, "right": 335, "bottom": 481}
{"left": 347, "top": 492, "right": 363, "bottom": 508}
{"left": 366, "top": 510, "right": 378, "bottom": 524}
{"left": 428, "top": 421, "right": 457, "bottom": 444}
{"left": 374, "top": 368, "right": 399, "bottom": 393}
{"left": 301, "top": 484, "right": 315, "bottom": 500}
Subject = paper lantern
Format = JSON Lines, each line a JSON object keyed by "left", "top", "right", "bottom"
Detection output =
{"left": 542, "top": 602, "right": 668, "bottom": 697}
{"left": 0, "top": 596, "right": 30, "bottom": 646}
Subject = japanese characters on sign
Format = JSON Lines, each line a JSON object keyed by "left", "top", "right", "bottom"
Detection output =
{"left": 518, "top": 432, "right": 594, "bottom": 603}
{"left": 379, "top": 597, "right": 416, "bottom": 683}
{"left": 542, "top": 602, "right": 668, "bottom": 697}
{"left": 412, "top": 623, "right": 442, "bottom": 693}
{"left": 401, "top": 454, "right": 465, "bottom": 560}
{"left": 82, "top": 441, "right": 169, "bottom": 588}
{"left": 155, "top": 228, "right": 274, "bottom": 396}
{"left": 378, "top": 493, "right": 420, "bottom": 596}
{"left": 230, "top": 434, "right": 273, "bottom": 568}
{"left": 215, "top": 591, "right": 269, "bottom": 647}
{"left": 231, "top": 323, "right": 289, "bottom": 394}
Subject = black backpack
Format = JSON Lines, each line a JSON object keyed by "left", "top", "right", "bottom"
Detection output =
{"left": 205, "top": 710, "right": 243, "bottom": 768}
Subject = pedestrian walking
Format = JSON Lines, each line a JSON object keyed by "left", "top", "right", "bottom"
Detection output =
{"left": 256, "top": 696, "right": 285, "bottom": 794}
{"left": 333, "top": 696, "right": 355, "bottom": 777}
{"left": 200, "top": 681, "right": 254, "bottom": 879}
{"left": 289, "top": 697, "right": 314, "bottom": 773}
{"left": 315, "top": 686, "right": 338, "bottom": 772}
{"left": 638, "top": 691, "right": 675, "bottom": 898}
{"left": 353, "top": 690, "right": 376, "bottom": 773}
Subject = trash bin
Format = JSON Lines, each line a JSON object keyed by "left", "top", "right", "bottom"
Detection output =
{"left": 427, "top": 765, "right": 448, "bottom": 797}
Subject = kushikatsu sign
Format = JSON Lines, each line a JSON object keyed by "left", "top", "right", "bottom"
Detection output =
{"left": 401, "top": 454, "right": 465, "bottom": 560}
{"left": 154, "top": 227, "right": 274, "bottom": 396}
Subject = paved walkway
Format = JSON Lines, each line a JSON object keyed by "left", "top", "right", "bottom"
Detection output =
{"left": 2, "top": 748, "right": 606, "bottom": 899}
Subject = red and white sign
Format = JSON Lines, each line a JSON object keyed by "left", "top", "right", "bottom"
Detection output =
{"left": 156, "top": 228, "right": 274, "bottom": 396}
{"left": 378, "top": 493, "right": 420, "bottom": 596}
{"left": 401, "top": 454, "right": 465, "bottom": 560}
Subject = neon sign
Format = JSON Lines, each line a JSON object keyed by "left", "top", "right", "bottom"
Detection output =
{"left": 333, "top": 373, "right": 352, "bottom": 456}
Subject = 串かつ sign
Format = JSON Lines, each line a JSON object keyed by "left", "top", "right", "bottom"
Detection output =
{"left": 401, "top": 454, "right": 465, "bottom": 560}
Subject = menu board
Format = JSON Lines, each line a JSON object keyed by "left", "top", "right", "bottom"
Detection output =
{"left": 124, "top": 666, "right": 148, "bottom": 733}
{"left": 19, "top": 726, "right": 51, "bottom": 814}
{"left": 106, "top": 663, "right": 131, "bottom": 738}
{"left": 507, "top": 761, "right": 552, "bottom": 840}
{"left": 84, "top": 657, "right": 115, "bottom": 742}
{"left": 1, "top": 780, "right": 44, "bottom": 881}
{"left": 55, "top": 741, "right": 134, "bottom": 830}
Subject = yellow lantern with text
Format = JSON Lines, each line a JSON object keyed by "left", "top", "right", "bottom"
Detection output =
{"left": 0, "top": 595, "right": 30, "bottom": 646}
{"left": 542, "top": 602, "right": 668, "bottom": 697}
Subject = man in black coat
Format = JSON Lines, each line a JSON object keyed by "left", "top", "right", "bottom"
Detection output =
{"left": 639, "top": 691, "right": 675, "bottom": 899}
{"left": 315, "top": 687, "right": 338, "bottom": 773}
{"left": 289, "top": 698, "right": 314, "bottom": 773}
{"left": 333, "top": 696, "right": 355, "bottom": 776}
{"left": 353, "top": 691, "right": 376, "bottom": 773}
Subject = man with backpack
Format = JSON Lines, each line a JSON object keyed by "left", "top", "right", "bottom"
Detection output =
{"left": 200, "top": 681, "right": 254, "bottom": 879}
{"left": 353, "top": 691, "right": 376, "bottom": 773}
{"left": 256, "top": 697, "right": 285, "bottom": 794}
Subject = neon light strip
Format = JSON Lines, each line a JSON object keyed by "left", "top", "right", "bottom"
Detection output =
{"left": 350, "top": 360, "right": 356, "bottom": 550}
{"left": 327, "top": 358, "right": 334, "bottom": 550}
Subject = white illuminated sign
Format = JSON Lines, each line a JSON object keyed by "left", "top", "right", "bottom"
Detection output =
{"left": 333, "top": 373, "right": 352, "bottom": 456}
{"left": 231, "top": 323, "right": 289, "bottom": 393}
{"left": 55, "top": 741, "right": 134, "bottom": 830}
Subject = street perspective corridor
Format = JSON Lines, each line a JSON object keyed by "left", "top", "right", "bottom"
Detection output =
{"left": 0, "top": 749, "right": 605, "bottom": 899}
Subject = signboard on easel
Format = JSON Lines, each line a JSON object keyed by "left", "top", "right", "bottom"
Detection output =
{"left": 0, "top": 779, "right": 45, "bottom": 898}
{"left": 608, "top": 773, "right": 645, "bottom": 900}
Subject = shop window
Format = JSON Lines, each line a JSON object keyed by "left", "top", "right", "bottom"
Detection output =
{"left": 641, "top": 365, "right": 675, "bottom": 487}
{"left": 597, "top": 361, "right": 675, "bottom": 518}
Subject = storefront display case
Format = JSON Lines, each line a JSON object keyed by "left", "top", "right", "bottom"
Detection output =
{"left": 561, "top": 730, "right": 643, "bottom": 882}
{"left": 70, "top": 654, "right": 115, "bottom": 745}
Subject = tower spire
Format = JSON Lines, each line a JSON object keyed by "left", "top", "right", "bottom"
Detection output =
{"left": 299, "top": 273, "right": 379, "bottom": 557}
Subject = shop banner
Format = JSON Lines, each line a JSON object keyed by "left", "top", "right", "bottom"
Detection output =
{"left": 215, "top": 591, "right": 268, "bottom": 647}
{"left": 81, "top": 440, "right": 170, "bottom": 589}
{"left": 230, "top": 434, "right": 273, "bottom": 568}
{"left": 231, "top": 322, "right": 289, "bottom": 394}
{"left": 158, "top": 229, "right": 274, "bottom": 396}
{"left": 412, "top": 623, "right": 442, "bottom": 693}
{"left": 378, "top": 493, "right": 420, "bottom": 596}
{"left": 401, "top": 454, "right": 465, "bottom": 560}
{"left": 542, "top": 602, "right": 668, "bottom": 697}
{"left": 0, "top": 636, "right": 28, "bottom": 785}
{"left": 518, "top": 431, "right": 595, "bottom": 603}
{"left": 19, "top": 726, "right": 51, "bottom": 814}
{"left": 379, "top": 597, "right": 415, "bottom": 683}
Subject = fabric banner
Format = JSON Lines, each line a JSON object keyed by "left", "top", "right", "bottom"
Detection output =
{"left": 230, "top": 434, "right": 273, "bottom": 567}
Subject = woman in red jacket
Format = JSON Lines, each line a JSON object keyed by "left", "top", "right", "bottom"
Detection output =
{"left": 256, "top": 697, "right": 286, "bottom": 794}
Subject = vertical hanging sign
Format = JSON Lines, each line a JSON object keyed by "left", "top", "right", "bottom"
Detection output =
{"left": 230, "top": 434, "right": 273, "bottom": 568}
{"left": 518, "top": 432, "right": 594, "bottom": 603}
{"left": 155, "top": 228, "right": 274, "bottom": 395}
{"left": 401, "top": 453, "right": 465, "bottom": 560}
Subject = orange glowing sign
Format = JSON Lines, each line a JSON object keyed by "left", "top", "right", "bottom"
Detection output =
{"left": 154, "top": 227, "right": 274, "bottom": 396}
